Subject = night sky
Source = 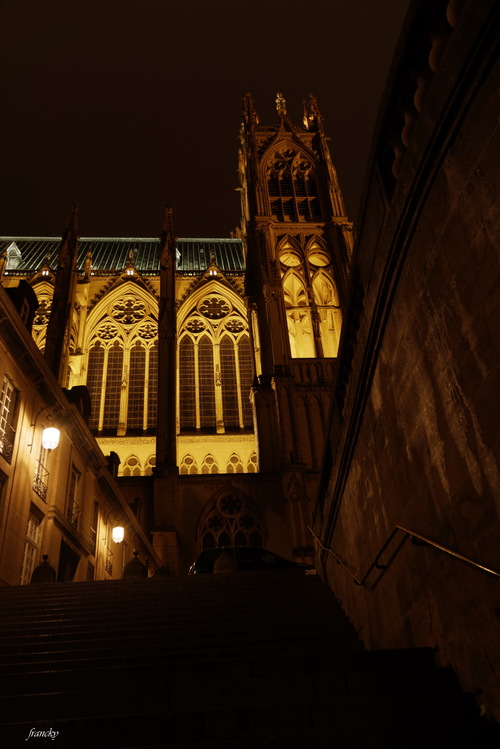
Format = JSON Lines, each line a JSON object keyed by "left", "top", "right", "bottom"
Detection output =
{"left": 1, "top": 0, "right": 411, "bottom": 240}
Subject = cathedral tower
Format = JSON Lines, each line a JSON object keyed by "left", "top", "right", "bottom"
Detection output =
{"left": 239, "top": 93, "right": 353, "bottom": 556}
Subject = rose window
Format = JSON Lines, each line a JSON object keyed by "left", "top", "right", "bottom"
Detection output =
{"left": 218, "top": 494, "right": 242, "bottom": 516}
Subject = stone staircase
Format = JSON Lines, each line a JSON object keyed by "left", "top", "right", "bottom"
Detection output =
{"left": 0, "top": 571, "right": 498, "bottom": 748}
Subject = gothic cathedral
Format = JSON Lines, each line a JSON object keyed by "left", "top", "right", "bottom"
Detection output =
{"left": 0, "top": 94, "right": 353, "bottom": 574}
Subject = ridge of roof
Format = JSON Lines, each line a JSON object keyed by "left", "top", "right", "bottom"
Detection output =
{"left": 0, "top": 236, "right": 242, "bottom": 242}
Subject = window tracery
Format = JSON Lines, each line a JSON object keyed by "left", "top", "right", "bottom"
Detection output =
{"left": 122, "top": 455, "right": 141, "bottom": 477}
{"left": 144, "top": 455, "right": 156, "bottom": 476}
{"left": 278, "top": 236, "right": 341, "bottom": 358}
{"left": 179, "top": 454, "right": 198, "bottom": 475}
{"left": 86, "top": 296, "right": 158, "bottom": 434}
{"left": 226, "top": 453, "right": 244, "bottom": 473}
{"left": 267, "top": 150, "right": 322, "bottom": 222}
{"left": 200, "top": 493, "right": 263, "bottom": 550}
{"left": 111, "top": 297, "right": 147, "bottom": 325}
{"left": 178, "top": 295, "right": 253, "bottom": 433}
{"left": 201, "top": 454, "right": 218, "bottom": 474}
{"left": 247, "top": 453, "right": 258, "bottom": 473}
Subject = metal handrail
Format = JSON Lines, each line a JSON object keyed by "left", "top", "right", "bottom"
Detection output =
{"left": 308, "top": 524, "right": 500, "bottom": 590}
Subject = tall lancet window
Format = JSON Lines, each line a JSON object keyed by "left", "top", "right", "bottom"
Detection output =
{"left": 267, "top": 149, "right": 322, "bottom": 222}
{"left": 86, "top": 316, "right": 158, "bottom": 434}
{"left": 278, "top": 237, "right": 341, "bottom": 359}
{"left": 178, "top": 296, "right": 253, "bottom": 432}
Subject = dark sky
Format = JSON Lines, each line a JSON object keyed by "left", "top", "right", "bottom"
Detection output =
{"left": 1, "top": 0, "right": 410, "bottom": 239}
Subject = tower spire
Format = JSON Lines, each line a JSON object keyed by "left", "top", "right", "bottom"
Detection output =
{"left": 44, "top": 204, "right": 79, "bottom": 382}
{"left": 156, "top": 206, "right": 177, "bottom": 473}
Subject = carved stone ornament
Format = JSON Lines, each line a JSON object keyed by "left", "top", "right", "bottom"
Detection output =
{"left": 198, "top": 297, "right": 231, "bottom": 319}
{"left": 111, "top": 297, "right": 147, "bottom": 325}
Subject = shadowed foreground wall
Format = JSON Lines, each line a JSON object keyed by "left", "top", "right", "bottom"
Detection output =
{"left": 314, "top": 0, "right": 500, "bottom": 719}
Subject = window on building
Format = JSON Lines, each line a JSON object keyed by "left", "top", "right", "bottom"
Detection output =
{"left": 86, "top": 324, "right": 158, "bottom": 435}
{"left": 200, "top": 493, "right": 263, "bottom": 550}
{"left": 226, "top": 453, "right": 244, "bottom": 473}
{"left": 90, "top": 501, "right": 99, "bottom": 556}
{"left": 122, "top": 455, "right": 141, "bottom": 476}
{"left": 247, "top": 453, "right": 258, "bottom": 472}
{"left": 178, "top": 302, "right": 253, "bottom": 432}
{"left": 267, "top": 150, "right": 322, "bottom": 222}
{"left": 201, "top": 454, "right": 218, "bottom": 474}
{"left": 0, "top": 469, "right": 7, "bottom": 533}
{"left": 144, "top": 455, "right": 156, "bottom": 476}
{"left": 278, "top": 237, "right": 341, "bottom": 359}
{"left": 20, "top": 507, "right": 43, "bottom": 585}
{"left": 33, "top": 445, "right": 50, "bottom": 502}
{"left": 67, "top": 466, "right": 81, "bottom": 530}
{"left": 179, "top": 454, "right": 198, "bottom": 475}
{"left": 0, "top": 375, "right": 18, "bottom": 463}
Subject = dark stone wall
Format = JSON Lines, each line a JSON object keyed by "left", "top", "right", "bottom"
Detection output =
{"left": 315, "top": 0, "right": 500, "bottom": 719}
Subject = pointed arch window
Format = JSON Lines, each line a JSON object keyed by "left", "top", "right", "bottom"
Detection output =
{"left": 200, "top": 493, "right": 263, "bottom": 550}
{"left": 179, "top": 454, "right": 198, "bottom": 475}
{"left": 199, "top": 335, "right": 216, "bottom": 428}
{"left": 226, "top": 453, "right": 244, "bottom": 473}
{"left": 282, "top": 272, "right": 316, "bottom": 358}
{"left": 147, "top": 342, "right": 158, "bottom": 430}
{"left": 267, "top": 151, "right": 322, "bottom": 222}
{"left": 86, "top": 323, "right": 158, "bottom": 435}
{"left": 103, "top": 342, "right": 123, "bottom": 430}
{"left": 178, "top": 305, "right": 254, "bottom": 433}
{"left": 201, "top": 454, "right": 218, "bottom": 474}
{"left": 278, "top": 237, "right": 341, "bottom": 359}
{"left": 220, "top": 335, "right": 238, "bottom": 427}
{"left": 127, "top": 341, "right": 146, "bottom": 429}
{"left": 122, "top": 455, "right": 141, "bottom": 476}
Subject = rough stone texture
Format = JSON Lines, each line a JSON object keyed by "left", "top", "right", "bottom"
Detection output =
{"left": 315, "top": 0, "right": 500, "bottom": 721}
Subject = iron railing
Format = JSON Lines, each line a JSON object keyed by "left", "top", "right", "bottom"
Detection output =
{"left": 308, "top": 524, "right": 500, "bottom": 590}
{"left": 89, "top": 526, "right": 97, "bottom": 555}
{"left": 105, "top": 548, "right": 113, "bottom": 575}
{"left": 32, "top": 461, "right": 49, "bottom": 502}
{"left": 0, "top": 423, "right": 15, "bottom": 463}
{"left": 67, "top": 502, "right": 80, "bottom": 530}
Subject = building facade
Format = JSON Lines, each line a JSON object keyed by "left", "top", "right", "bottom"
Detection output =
{"left": 0, "top": 94, "right": 351, "bottom": 578}
{"left": 0, "top": 281, "right": 161, "bottom": 587}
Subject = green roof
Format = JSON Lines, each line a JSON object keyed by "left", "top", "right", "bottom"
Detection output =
{"left": 0, "top": 237, "right": 244, "bottom": 275}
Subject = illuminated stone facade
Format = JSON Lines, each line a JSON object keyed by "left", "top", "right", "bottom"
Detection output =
{"left": 0, "top": 96, "right": 351, "bottom": 575}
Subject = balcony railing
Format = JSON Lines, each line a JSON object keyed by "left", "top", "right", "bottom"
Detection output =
{"left": 105, "top": 548, "right": 113, "bottom": 575}
{"left": 32, "top": 461, "right": 49, "bottom": 502}
{"left": 0, "top": 423, "right": 15, "bottom": 463}
{"left": 67, "top": 502, "right": 80, "bottom": 530}
{"left": 89, "top": 526, "right": 97, "bottom": 555}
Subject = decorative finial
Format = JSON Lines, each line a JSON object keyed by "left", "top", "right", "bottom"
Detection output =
{"left": 66, "top": 203, "right": 79, "bottom": 235}
{"left": 275, "top": 92, "right": 286, "bottom": 114}
{"left": 163, "top": 205, "right": 174, "bottom": 235}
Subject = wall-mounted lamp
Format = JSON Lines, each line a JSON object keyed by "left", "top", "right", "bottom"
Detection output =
{"left": 111, "top": 525, "right": 125, "bottom": 544}
{"left": 105, "top": 509, "right": 125, "bottom": 545}
{"left": 28, "top": 405, "right": 61, "bottom": 451}
{"left": 41, "top": 427, "right": 60, "bottom": 451}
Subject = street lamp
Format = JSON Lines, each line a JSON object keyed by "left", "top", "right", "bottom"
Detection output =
{"left": 41, "top": 427, "right": 60, "bottom": 451}
{"left": 111, "top": 525, "right": 125, "bottom": 544}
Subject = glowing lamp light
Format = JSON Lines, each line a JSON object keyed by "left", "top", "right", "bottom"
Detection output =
{"left": 41, "top": 427, "right": 60, "bottom": 451}
{"left": 112, "top": 525, "right": 125, "bottom": 544}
